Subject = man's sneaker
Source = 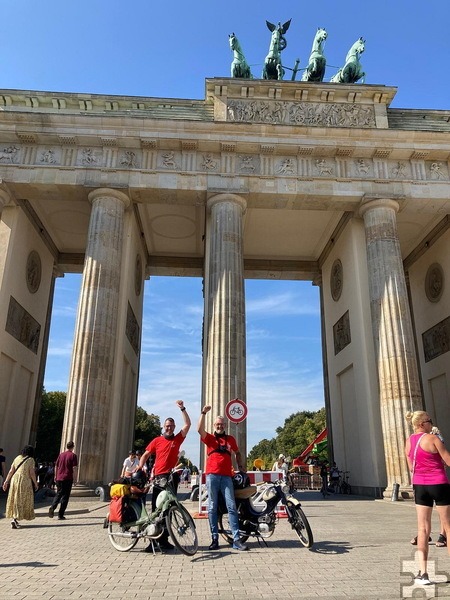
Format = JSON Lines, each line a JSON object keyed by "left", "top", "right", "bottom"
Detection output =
{"left": 11, "top": 519, "right": 19, "bottom": 529}
{"left": 209, "top": 538, "right": 219, "bottom": 550}
{"left": 48, "top": 506, "right": 54, "bottom": 518}
{"left": 415, "top": 571, "right": 431, "bottom": 585}
{"left": 232, "top": 540, "right": 249, "bottom": 551}
{"left": 57, "top": 516, "right": 66, "bottom": 521}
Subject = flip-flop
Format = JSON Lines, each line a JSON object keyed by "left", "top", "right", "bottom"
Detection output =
{"left": 410, "top": 535, "right": 432, "bottom": 545}
{"left": 436, "top": 534, "right": 447, "bottom": 547}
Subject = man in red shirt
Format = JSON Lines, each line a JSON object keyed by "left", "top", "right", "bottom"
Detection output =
{"left": 48, "top": 441, "right": 78, "bottom": 520}
{"left": 198, "top": 406, "right": 248, "bottom": 551}
{"left": 139, "top": 400, "right": 191, "bottom": 551}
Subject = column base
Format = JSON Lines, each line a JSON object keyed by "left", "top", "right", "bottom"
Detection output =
{"left": 383, "top": 484, "right": 414, "bottom": 501}
{"left": 71, "top": 484, "right": 97, "bottom": 497}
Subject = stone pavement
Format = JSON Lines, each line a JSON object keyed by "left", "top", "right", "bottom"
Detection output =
{"left": 1, "top": 489, "right": 450, "bottom": 600}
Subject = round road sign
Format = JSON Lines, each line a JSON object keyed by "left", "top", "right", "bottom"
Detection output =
{"left": 225, "top": 398, "right": 248, "bottom": 423}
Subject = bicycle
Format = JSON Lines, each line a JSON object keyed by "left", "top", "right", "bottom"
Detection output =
{"left": 107, "top": 473, "right": 198, "bottom": 555}
{"left": 338, "top": 471, "right": 352, "bottom": 495}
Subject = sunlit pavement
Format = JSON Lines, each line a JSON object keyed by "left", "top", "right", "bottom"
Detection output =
{"left": 1, "top": 489, "right": 450, "bottom": 599}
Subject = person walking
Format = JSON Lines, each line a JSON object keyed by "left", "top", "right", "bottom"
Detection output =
{"left": 197, "top": 406, "right": 248, "bottom": 552}
{"left": 138, "top": 400, "right": 191, "bottom": 551}
{"left": 320, "top": 460, "right": 330, "bottom": 498}
{"left": 2, "top": 445, "right": 38, "bottom": 528}
{"left": 405, "top": 410, "right": 450, "bottom": 585}
{"left": 49, "top": 441, "right": 78, "bottom": 521}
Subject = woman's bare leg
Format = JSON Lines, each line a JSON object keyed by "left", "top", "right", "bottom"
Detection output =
{"left": 416, "top": 505, "right": 433, "bottom": 574}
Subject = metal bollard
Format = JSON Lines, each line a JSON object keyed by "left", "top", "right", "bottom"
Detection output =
{"left": 391, "top": 482, "right": 400, "bottom": 501}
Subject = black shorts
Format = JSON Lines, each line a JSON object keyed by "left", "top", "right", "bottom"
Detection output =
{"left": 413, "top": 483, "right": 450, "bottom": 507}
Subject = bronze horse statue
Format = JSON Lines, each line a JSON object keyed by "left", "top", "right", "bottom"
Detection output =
{"left": 302, "top": 27, "right": 327, "bottom": 82}
{"left": 262, "top": 19, "right": 291, "bottom": 80}
{"left": 330, "top": 37, "right": 366, "bottom": 84}
{"left": 229, "top": 33, "right": 252, "bottom": 79}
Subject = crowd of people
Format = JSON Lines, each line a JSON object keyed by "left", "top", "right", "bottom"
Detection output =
{"left": 3, "top": 403, "right": 450, "bottom": 575}
{"left": 2, "top": 441, "right": 78, "bottom": 528}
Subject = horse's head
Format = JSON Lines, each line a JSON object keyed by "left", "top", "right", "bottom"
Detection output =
{"left": 344, "top": 37, "right": 365, "bottom": 63}
{"left": 316, "top": 27, "right": 328, "bottom": 43}
{"left": 353, "top": 37, "right": 365, "bottom": 56}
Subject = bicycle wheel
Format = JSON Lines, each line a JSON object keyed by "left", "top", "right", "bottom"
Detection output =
{"left": 108, "top": 521, "right": 141, "bottom": 551}
{"left": 288, "top": 503, "right": 313, "bottom": 548}
{"left": 166, "top": 505, "right": 198, "bottom": 556}
{"left": 108, "top": 501, "right": 142, "bottom": 552}
{"left": 218, "top": 512, "right": 249, "bottom": 544}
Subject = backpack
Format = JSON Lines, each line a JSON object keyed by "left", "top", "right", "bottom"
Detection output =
{"left": 108, "top": 496, "right": 136, "bottom": 524}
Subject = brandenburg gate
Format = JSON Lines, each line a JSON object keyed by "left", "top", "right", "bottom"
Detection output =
{"left": 0, "top": 78, "right": 449, "bottom": 496}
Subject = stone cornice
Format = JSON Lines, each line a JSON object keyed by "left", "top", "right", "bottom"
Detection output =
{"left": 205, "top": 78, "right": 398, "bottom": 106}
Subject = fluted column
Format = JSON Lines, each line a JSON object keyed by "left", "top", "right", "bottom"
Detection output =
{"left": 203, "top": 193, "right": 247, "bottom": 460}
{"left": 359, "top": 197, "right": 422, "bottom": 493}
{"left": 62, "top": 188, "right": 130, "bottom": 487}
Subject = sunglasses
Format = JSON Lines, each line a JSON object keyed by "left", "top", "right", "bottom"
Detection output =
{"left": 422, "top": 419, "right": 433, "bottom": 425}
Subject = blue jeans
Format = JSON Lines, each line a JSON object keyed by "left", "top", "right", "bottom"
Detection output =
{"left": 206, "top": 474, "right": 240, "bottom": 543}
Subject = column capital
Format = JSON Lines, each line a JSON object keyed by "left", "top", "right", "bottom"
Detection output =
{"left": 88, "top": 188, "right": 131, "bottom": 209}
{"left": 359, "top": 195, "right": 400, "bottom": 218}
{"left": 207, "top": 193, "right": 247, "bottom": 213}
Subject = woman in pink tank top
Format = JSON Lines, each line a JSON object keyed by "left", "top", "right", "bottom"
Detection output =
{"left": 404, "top": 411, "right": 450, "bottom": 585}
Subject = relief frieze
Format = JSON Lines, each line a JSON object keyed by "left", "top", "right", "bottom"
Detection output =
{"left": 226, "top": 99, "right": 376, "bottom": 128}
{"left": 423, "top": 316, "right": 450, "bottom": 363}
{"left": 6, "top": 296, "right": 41, "bottom": 354}
{"left": 333, "top": 310, "right": 351, "bottom": 355}
{"left": 126, "top": 302, "right": 140, "bottom": 356}
{"left": 1, "top": 141, "right": 449, "bottom": 185}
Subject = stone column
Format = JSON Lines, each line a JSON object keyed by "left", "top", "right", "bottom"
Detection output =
{"left": 359, "top": 197, "right": 422, "bottom": 493}
{"left": 203, "top": 193, "right": 247, "bottom": 461}
{"left": 62, "top": 188, "right": 130, "bottom": 488}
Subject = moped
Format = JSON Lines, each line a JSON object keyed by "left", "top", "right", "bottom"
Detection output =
{"left": 218, "top": 474, "right": 313, "bottom": 548}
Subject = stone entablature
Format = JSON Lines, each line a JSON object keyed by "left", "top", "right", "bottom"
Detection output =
{"left": 0, "top": 140, "right": 449, "bottom": 184}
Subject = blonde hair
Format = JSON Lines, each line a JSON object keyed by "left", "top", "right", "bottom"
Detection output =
{"left": 405, "top": 410, "right": 428, "bottom": 429}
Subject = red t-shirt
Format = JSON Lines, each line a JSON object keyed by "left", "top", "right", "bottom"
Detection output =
{"left": 202, "top": 432, "right": 238, "bottom": 476}
{"left": 146, "top": 432, "right": 185, "bottom": 475}
{"left": 55, "top": 450, "right": 78, "bottom": 481}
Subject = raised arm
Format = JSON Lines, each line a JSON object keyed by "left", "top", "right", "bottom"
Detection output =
{"left": 197, "top": 405, "right": 211, "bottom": 437}
{"left": 176, "top": 400, "right": 191, "bottom": 437}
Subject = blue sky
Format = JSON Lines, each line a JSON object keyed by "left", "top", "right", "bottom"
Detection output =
{"left": 4, "top": 1, "right": 448, "bottom": 465}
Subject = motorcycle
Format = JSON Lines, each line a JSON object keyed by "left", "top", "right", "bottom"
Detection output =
{"left": 218, "top": 473, "right": 313, "bottom": 548}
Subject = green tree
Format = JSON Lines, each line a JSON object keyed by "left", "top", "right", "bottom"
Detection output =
{"left": 247, "top": 438, "right": 277, "bottom": 471}
{"left": 35, "top": 389, "right": 66, "bottom": 461}
{"left": 134, "top": 406, "right": 161, "bottom": 450}
{"left": 247, "top": 407, "right": 327, "bottom": 468}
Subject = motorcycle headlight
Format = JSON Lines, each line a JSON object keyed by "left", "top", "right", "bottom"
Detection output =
{"left": 281, "top": 483, "right": 290, "bottom": 495}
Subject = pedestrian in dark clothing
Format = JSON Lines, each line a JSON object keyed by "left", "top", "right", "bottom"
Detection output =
{"left": 48, "top": 441, "right": 78, "bottom": 520}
